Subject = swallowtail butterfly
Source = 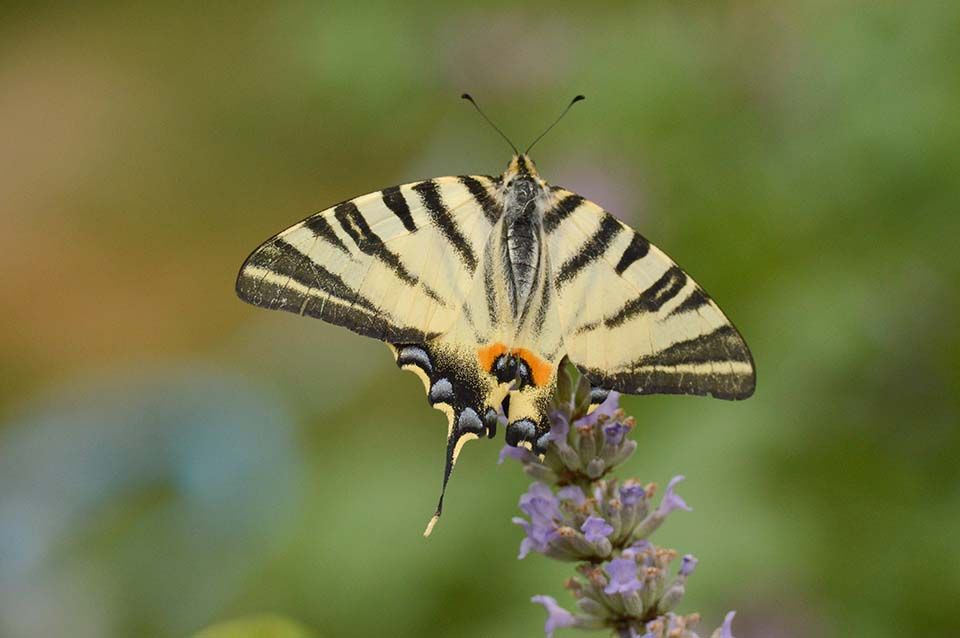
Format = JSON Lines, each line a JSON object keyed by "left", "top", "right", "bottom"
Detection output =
{"left": 236, "top": 97, "right": 755, "bottom": 535}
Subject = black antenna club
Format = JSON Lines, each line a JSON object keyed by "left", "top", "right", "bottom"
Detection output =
{"left": 525, "top": 95, "right": 585, "bottom": 154}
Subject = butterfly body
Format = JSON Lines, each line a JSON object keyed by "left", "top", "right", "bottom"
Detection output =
{"left": 237, "top": 153, "right": 755, "bottom": 533}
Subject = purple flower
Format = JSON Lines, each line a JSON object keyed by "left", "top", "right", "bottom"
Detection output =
{"left": 515, "top": 484, "right": 564, "bottom": 558}
{"left": 603, "top": 557, "right": 642, "bottom": 594}
{"left": 622, "top": 540, "right": 652, "bottom": 559}
{"left": 574, "top": 391, "right": 620, "bottom": 428}
{"left": 619, "top": 482, "right": 645, "bottom": 506}
{"left": 498, "top": 445, "right": 533, "bottom": 464}
{"left": 603, "top": 421, "right": 629, "bottom": 446}
{"left": 547, "top": 411, "right": 570, "bottom": 442}
{"left": 557, "top": 485, "right": 586, "bottom": 505}
{"left": 520, "top": 483, "right": 560, "bottom": 520}
{"left": 719, "top": 611, "right": 737, "bottom": 638}
{"left": 679, "top": 554, "right": 698, "bottom": 577}
{"left": 580, "top": 515, "right": 614, "bottom": 543}
{"left": 531, "top": 595, "right": 576, "bottom": 637}
{"left": 656, "top": 475, "right": 692, "bottom": 517}
{"left": 514, "top": 516, "right": 559, "bottom": 559}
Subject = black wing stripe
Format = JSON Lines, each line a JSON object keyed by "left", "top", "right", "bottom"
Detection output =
{"left": 303, "top": 295, "right": 428, "bottom": 343}
{"left": 381, "top": 185, "right": 418, "bottom": 232}
{"left": 413, "top": 180, "right": 478, "bottom": 272}
{"left": 668, "top": 287, "right": 711, "bottom": 317}
{"left": 458, "top": 175, "right": 502, "bottom": 225}
{"left": 604, "top": 266, "right": 687, "bottom": 328}
{"left": 614, "top": 232, "right": 650, "bottom": 275}
{"left": 579, "top": 326, "right": 754, "bottom": 400}
{"left": 572, "top": 319, "right": 600, "bottom": 335}
{"left": 333, "top": 201, "right": 420, "bottom": 286}
{"left": 482, "top": 245, "right": 498, "bottom": 324}
{"left": 304, "top": 215, "right": 350, "bottom": 255}
{"left": 585, "top": 366, "right": 754, "bottom": 400}
{"left": 543, "top": 194, "right": 585, "bottom": 233}
{"left": 532, "top": 264, "right": 552, "bottom": 335}
{"left": 640, "top": 325, "right": 752, "bottom": 367}
{"left": 555, "top": 213, "right": 624, "bottom": 289}
{"left": 240, "top": 239, "right": 379, "bottom": 314}
{"left": 239, "top": 240, "right": 439, "bottom": 343}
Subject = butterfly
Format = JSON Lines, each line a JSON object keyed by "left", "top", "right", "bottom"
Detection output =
{"left": 236, "top": 96, "right": 755, "bottom": 535}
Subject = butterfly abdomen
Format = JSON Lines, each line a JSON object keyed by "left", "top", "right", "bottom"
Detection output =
{"left": 502, "top": 175, "right": 546, "bottom": 321}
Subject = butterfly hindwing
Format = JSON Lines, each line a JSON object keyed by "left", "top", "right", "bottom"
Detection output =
{"left": 544, "top": 187, "right": 755, "bottom": 400}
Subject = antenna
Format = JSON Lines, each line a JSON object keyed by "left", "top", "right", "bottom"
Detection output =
{"left": 461, "top": 93, "right": 519, "bottom": 155}
{"left": 524, "top": 95, "right": 585, "bottom": 154}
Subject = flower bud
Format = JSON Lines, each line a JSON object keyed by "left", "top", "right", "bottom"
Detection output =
{"left": 657, "top": 582, "right": 685, "bottom": 612}
{"left": 586, "top": 457, "right": 606, "bottom": 479}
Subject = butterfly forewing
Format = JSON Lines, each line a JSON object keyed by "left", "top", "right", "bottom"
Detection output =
{"left": 544, "top": 187, "right": 755, "bottom": 400}
{"left": 236, "top": 176, "right": 501, "bottom": 342}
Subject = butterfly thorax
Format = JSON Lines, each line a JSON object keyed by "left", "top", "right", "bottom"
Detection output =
{"left": 501, "top": 155, "right": 548, "bottom": 320}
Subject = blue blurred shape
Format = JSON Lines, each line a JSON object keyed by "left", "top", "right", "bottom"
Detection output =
{"left": 0, "top": 363, "right": 306, "bottom": 638}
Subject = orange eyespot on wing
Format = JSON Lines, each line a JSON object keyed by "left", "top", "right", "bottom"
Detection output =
{"left": 477, "top": 342, "right": 509, "bottom": 373}
{"left": 477, "top": 342, "right": 554, "bottom": 388}
{"left": 512, "top": 347, "right": 553, "bottom": 387}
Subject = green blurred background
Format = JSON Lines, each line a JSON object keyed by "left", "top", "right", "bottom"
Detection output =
{"left": 1, "top": 2, "right": 958, "bottom": 637}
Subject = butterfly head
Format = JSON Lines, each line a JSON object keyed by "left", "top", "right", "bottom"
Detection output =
{"left": 502, "top": 155, "right": 547, "bottom": 217}
{"left": 503, "top": 154, "right": 547, "bottom": 198}
{"left": 506, "top": 154, "right": 540, "bottom": 180}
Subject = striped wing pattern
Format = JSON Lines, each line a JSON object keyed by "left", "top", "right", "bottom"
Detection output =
{"left": 544, "top": 187, "right": 755, "bottom": 400}
{"left": 237, "top": 159, "right": 755, "bottom": 534}
{"left": 237, "top": 176, "right": 501, "bottom": 344}
{"left": 237, "top": 175, "right": 514, "bottom": 532}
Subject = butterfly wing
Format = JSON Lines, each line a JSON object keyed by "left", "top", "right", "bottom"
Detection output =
{"left": 544, "top": 188, "right": 755, "bottom": 400}
{"left": 237, "top": 176, "right": 503, "bottom": 342}
{"left": 236, "top": 176, "right": 509, "bottom": 533}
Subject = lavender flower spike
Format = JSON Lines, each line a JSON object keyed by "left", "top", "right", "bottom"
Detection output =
{"left": 603, "top": 558, "right": 642, "bottom": 595}
{"left": 520, "top": 482, "right": 561, "bottom": 520}
{"left": 657, "top": 475, "right": 693, "bottom": 517}
{"left": 619, "top": 482, "right": 645, "bottom": 506}
{"left": 514, "top": 515, "right": 558, "bottom": 559}
{"left": 576, "top": 390, "right": 620, "bottom": 427}
{"left": 581, "top": 515, "right": 614, "bottom": 543}
{"left": 603, "top": 421, "right": 630, "bottom": 447}
{"left": 679, "top": 554, "right": 699, "bottom": 577}
{"left": 509, "top": 362, "right": 743, "bottom": 638}
{"left": 557, "top": 485, "right": 587, "bottom": 506}
{"left": 499, "top": 445, "right": 533, "bottom": 465}
{"left": 547, "top": 411, "right": 571, "bottom": 442}
{"left": 531, "top": 595, "right": 577, "bottom": 638}
{"left": 712, "top": 611, "right": 737, "bottom": 638}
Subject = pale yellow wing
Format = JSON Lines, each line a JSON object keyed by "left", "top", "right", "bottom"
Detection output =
{"left": 544, "top": 188, "right": 755, "bottom": 400}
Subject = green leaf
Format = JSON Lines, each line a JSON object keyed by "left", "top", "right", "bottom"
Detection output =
{"left": 573, "top": 369, "right": 593, "bottom": 420}
{"left": 554, "top": 357, "right": 574, "bottom": 414}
